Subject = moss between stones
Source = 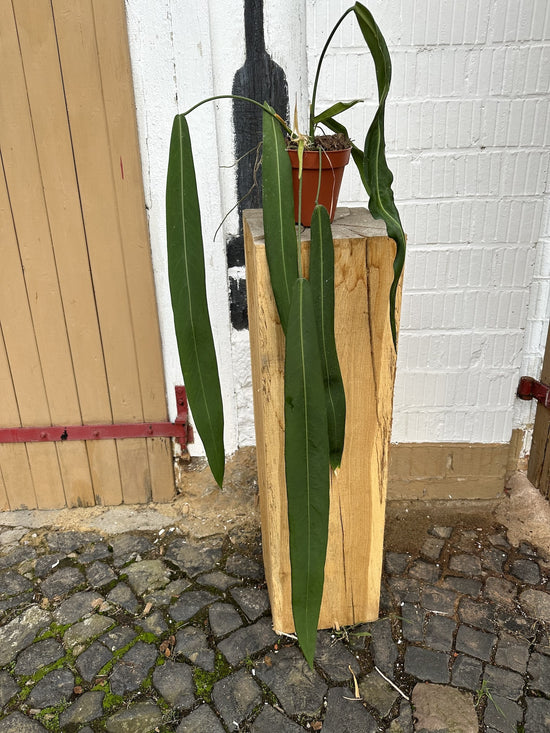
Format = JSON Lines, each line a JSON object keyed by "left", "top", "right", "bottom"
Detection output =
{"left": 193, "top": 652, "right": 231, "bottom": 703}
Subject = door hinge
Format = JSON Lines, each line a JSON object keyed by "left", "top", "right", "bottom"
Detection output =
{"left": 517, "top": 376, "right": 550, "bottom": 409}
{"left": 0, "top": 386, "right": 193, "bottom": 449}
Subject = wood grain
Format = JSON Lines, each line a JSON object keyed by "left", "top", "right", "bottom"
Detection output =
{"left": 244, "top": 207, "right": 400, "bottom": 631}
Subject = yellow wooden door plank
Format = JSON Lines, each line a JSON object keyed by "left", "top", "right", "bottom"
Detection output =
{"left": 12, "top": 0, "right": 112, "bottom": 425}
{"left": 93, "top": 0, "right": 169, "bottom": 423}
{"left": 87, "top": 441, "right": 124, "bottom": 506}
{"left": 0, "top": 334, "right": 36, "bottom": 510}
{"left": 117, "top": 438, "right": 152, "bottom": 504}
{"left": 148, "top": 438, "right": 176, "bottom": 503}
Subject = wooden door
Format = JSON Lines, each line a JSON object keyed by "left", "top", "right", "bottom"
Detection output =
{"left": 528, "top": 322, "right": 550, "bottom": 497}
{"left": 0, "top": 0, "right": 174, "bottom": 509}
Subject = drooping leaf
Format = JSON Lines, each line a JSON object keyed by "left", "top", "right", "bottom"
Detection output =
{"left": 166, "top": 114, "right": 225, "bottom": 487}
{"left": 309, "top": 205, "right": 346, "bottom": 470}
{"left": 262, "top": 104, "right": 299, "bottom": 333}
{"left": 353, "top": 1, "right": 406, "bottom": 348}
{"left": 284, "top": 277, "right": 330, "bottom": 667}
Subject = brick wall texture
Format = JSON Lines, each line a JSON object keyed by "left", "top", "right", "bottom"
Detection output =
{"left": 308, "top": 0, "right": 550, "bottom": 444}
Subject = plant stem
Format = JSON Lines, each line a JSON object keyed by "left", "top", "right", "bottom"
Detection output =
{"left": 309, "top": 6, "right": 354, "bottom": 139}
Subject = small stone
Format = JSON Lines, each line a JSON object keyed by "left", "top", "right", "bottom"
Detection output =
{"left": 408, "top": 560, "right": 440, "bottom": 583}
{"left": 34, "top": 554, "right": 65, "bottom": 578}
{"left": 483, "top": 694, "right": 523, "bottom": 732}
{"left": 209, "top": 602, "right": 243, "bottom": 637}
{"left": 86, "top": 561, "right": 117, "bottom": 588}
{"left": 488, "top": 532, "right": 510, "bottom": 549}
{"left": 255, "top": 646, "right": 327, "bottom": 717}
{"left": 421, "top": 537, "right": 445, "bottom": 561}
{"left": 78, "top": 542, "right": 111, "bottom": 564}
{"left": 519, "top": 588, "right": 550, "bottom": 622}
{"left": 449, "top": 554, "right": 482, "bottom": 576}
{"left": 105, "top": 701, "right": 162, "bottom": 732}
{"left": 0, "top": 570, "right": 33, "bottom": 600}
{"left": 40, "top": 566, "right": 84, "bottom": 597}
{"left": 59, "top": 690, "right": 105, "bottom": 727}
{"left": 169, "top": 590, "right": 217, "bottom": 622}
{"left": 358, "top": 670, "right": 399, "bottom": 717}
{"left": 0, "top": 670, "right": 19, "bottom": 705}
{"left": 139, "top": 609, "right": 168, "bottom": 636}
{"left": 54, "top": 590, "right": 104, "bottom": 624}
{"left": 388, "top": 577, "right": 421, "bottom": 604}
{"left": 0, "top": 605, "right": 51, "bottom": 666}
{"left": 388, "top": 701, "right": 414, "bottom": 732}
{"left": 455, "top": 625, "right": 496, "bottom": 661}
{"left": 421, "top": 585, "right": 458, "bottom": 615}
{"left": 212, "top": 668, "right": 262, "bottom": 727}
{"left": 63, "top": 614, "right": 114, "bottom": 650}
{"left": 494, "top": 632, "right": 530, "bottom": 674}
{"left": 109, "top": 641, "right": 157, "bottom": 695}
{"left": 106, "top": 582, "right": 140, "bottom": 614}
{"left": 384, "top": 552, "right": 410, "bottom": 575}
{"left": 528, "top": 651, "right": 550, "bottom": 695}
{"left": 481, "top": 548, "right": 507, "bottom": 573}
{"left": 217, "top": 617, "right": 277, "bottom": 667}
{"left": 27, "top": 668, "right": 74, "bottom": 708}
{"left": 404, "top": 647, "right": 450, "bottom": 683}
{"left": 443, "top": 576, "right": 482, "bottom": 597}
{"left": 197, "top": 571, "right": 238, "bottom": 591}
{"left": 110, "top": 534, "right": 153, "bottom": 567}
{"left": 451, "top": 654, "right": 483, "bottom": 691}
{"left": 511, "top": 558, "right": 541, "bottom": 584}
{"left": 368, "top": 616, "right": 398, "bottom": 675}
{"left": 230, "top": 586, "right": 270, "bottom": 622}
{"left": 225, "top": 553, "right": 264, "bottom": 580}
{"left": 483, "top": 577, "right": 517, "bottom": 607}
{"left": 458, "top": 597, "right": 496, "bottom": 632}
{"left": 153, "top": 660, "right": 195, "bottom": 708}
{"left": 46, "top": 531, "right": 101, "bottom": 554}
{"left": 401, "top": 603, "right": 424, "bottom": 643}
{"left": 525, "top": 697, "right": 550, "bottom": 733}
{"left": 99, "top": 626, "right": 137, "bottom": 652}
{"left": 165, "top": 539, "right": 222, "bottom": 576}
{"left": 75, "top": 640, "right": 112, "bottom": 682}
{"left": 314, "top": 631, "right": 360, "bottom": 682}
{"left": 175, "top": 625, "right": 215, "bottom": 671}
{"left": 411, "top": 682, "right": 478, "bottom": 733}
{"left": 124, "top": 559, "right": 172, "bottom": 596}
{"left": 145, "top": 577, "right": 190, "bottom": 606}
{"left": 519, "top": 541, "right": 537, "bottom": 556}
{"left": 424, "top": 614, "right": 456, "bottom": 652}
{"left": 250, "top": 705, "right": 303, "bottom": 732}
{"left": 176, "top": 704, "right": 224, "bottom": 732}
{"left": 321, "top": 686, "right": 377, "bottom": 733}
{"left": 0, "top": 712, "right": 48, "bottom": 731}
{"left": 14, "top": 638, "right": 64, "bottom": 676}
{"left": 483, "top": 664, "right": 524, "bottom": 701}
{"left": 429, "top": 526, "right": 453, "bottom": 539}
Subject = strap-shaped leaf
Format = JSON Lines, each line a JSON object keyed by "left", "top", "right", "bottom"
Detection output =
{"left": 309, "top": 205, "right": 346, "bottom": 470}
{"left": 353, "top": 2, "right": 406, "bottom": 347}
{"left": 166, "top": 114, "right": 225, "bottom": 487}
{"left": 313, "top": 99, "right": 362, "bottom": 126}
{"left": 285, "top": 277, "right": 330, "bottom": 668}
{"left": 262, "top": 105, "right": 299, "bottom": 333}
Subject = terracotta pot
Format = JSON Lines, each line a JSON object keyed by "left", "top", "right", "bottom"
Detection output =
{"left": 287, "top": 147, "right": 351, "bottom": 227}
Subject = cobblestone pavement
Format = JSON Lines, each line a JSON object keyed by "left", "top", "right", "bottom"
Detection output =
{"left": 0, "top": 515, "right": 549, "bottom": 731}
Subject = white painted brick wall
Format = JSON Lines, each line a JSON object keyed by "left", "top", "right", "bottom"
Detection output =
{"left": 127, "top": 0, "right": 550, "bottom": 454}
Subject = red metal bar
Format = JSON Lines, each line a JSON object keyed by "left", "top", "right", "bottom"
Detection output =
{"left": 0, "top": 387, "right": 191, "bottom": 447}
{"left": 517, "top": 376, "right": 550, "bottom": 409}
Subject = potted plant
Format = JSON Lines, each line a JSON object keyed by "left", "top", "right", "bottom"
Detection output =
{"left": 166, "top": 2, "right": 405, "bottom": 667}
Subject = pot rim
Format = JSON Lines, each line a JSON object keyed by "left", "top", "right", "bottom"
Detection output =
{"left": 286, "top": 146, "right": 352, "bottom": 170}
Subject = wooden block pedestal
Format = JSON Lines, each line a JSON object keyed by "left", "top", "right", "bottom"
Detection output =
{"left": 244, "top": 207, "right": 399, "bottom": 632}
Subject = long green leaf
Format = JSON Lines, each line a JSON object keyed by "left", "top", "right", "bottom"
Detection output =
{"left": 353, "top": 2, "right": 406, "bottom": 348}
{"left": 285, "top": 278, "right": 330, "bottom": 668}
{"left": 262, "top": 105, "right": 299, "bottom": 333}
{"left": 313, "top": 99, "right": 362, "bottom": 126}
{"left": 166, "top": 114, "right": 225, "bottom": 487}
{"left": 309, "top": 205, "right": 346, "bottom": 470}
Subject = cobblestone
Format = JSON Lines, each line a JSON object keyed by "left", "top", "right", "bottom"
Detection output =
{"left": 0, "top": 514, "right": 548, "bottom": 731}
